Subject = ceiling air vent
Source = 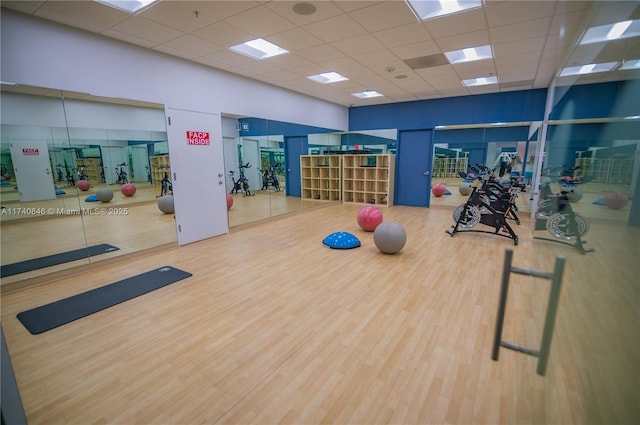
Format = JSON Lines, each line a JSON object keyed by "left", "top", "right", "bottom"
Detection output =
{"left": 403, "top": 54, "right": 449, "bottom": 70}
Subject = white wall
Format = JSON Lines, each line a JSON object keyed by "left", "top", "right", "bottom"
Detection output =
{"left": 1, "top": 10, "right": 348, "bottom": 131}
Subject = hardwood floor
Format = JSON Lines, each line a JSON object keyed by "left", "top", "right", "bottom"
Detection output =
{"left": 1, "top": 202, "right": 638, "bottom": 424}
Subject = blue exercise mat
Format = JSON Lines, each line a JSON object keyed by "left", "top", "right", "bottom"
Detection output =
{"left": 1, "top": 244, "right": 119, "bottom": 278}
{"left": 17, "top": 266, "right": 192, "bottom": 334}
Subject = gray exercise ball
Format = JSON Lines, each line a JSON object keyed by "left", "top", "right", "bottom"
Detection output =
{"left": 96, "top": 188, "right": 113, "bottom": 203}
{"left": 459, "top": 181, "right": 473, "bottom": 196}
{"left": 373, "top": 221, "right": 406, "bottom": 254}
{"left": 157, "top": 195, "right": 174, "bottom": 214}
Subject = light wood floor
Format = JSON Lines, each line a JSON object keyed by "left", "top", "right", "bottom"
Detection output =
{"left": 1, "top": 203, "right": 638, "bottom": 424}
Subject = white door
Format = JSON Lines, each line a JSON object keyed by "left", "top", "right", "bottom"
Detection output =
{"left": 10, "top": 140, "right": 56, "bottom": 202}
{"left": 165, "top": 107, "right": 228, "bottom": 245}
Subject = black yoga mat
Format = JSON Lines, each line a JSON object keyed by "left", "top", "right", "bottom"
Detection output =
{"left": 17, "top": 266, "right": 192, "bottom": 334}
{"left": 1, "top": 244, "right": 120, "bottom": 278}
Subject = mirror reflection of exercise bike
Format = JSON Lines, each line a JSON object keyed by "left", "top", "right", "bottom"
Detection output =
{"left": 534, "top": 166, "right": 594, "bottom": 254}
{"left": 160, "top": 172, "right": 173, "bottom": 196}
{"left": 260, "top": 162, "right": 281, "bottom": 192}
{"left": 115, "top": 162, "right": 128, "bottom": 184}
{"left": 230, "top": 163, "right": 254, "bottom": 197}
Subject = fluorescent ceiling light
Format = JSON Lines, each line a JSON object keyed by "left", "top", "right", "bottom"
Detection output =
{"left": 445, "top": 45, "right": 493, "bottom": 64}
{"left": 229, "top": 38, "right": 289, "bottom": 60}
{"left": 580, "top": 19, "right": 640, "bottom": 44}
{"left": 405, "top": 0, "right": 483, "bottom": 21}
{"left": 95, "top": 0, "right": 159, "bottom": 13}
{"left": 462, "top": 76, "right": 498, "bottom": 87}
{"left": 352, "top": 90, "right": 384, "bottom": 99}
{"left": 559, "top": 62, "right": 618, "bottom": 77}
{"left": 308, "top": 72, "right": 349, "bottom": 84}
{"left": 621, "top": 59, "right": 640, "bottom": 70}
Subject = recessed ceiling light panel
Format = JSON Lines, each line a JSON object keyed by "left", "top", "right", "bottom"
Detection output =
{"left": 405, "top": 0, "right": 483, "bottom": 21}
{"left": 620, "top": 59, "right": 640, "bottom": 70}
{"left": 230, "top": 38, "right": 289, "bottom": 60}
{"left": 580, "top": 19, "right": 640, "bottom": 44}
{"left": 559, "top": 62, "right": 618, "bottom": 77}
{"left": 445, "top": 45, "right": 493, "bottom": 64}
{"left": 95, "top": 0, "right": 159, "bottom": 13}
{"left": 352, "top": 90, "right": 384, "bottom": 99}
{"left": 462, "top": 76, "right": 498, "bottom": 87}
{"left": 308, "top": 72, "right": 349, "bottom": 84}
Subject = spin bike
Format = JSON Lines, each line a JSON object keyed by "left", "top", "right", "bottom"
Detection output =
{"left": 229, "top": 163, "right": 254, "bottom": 197}
{"left": 446, "top": 165, "right": 520, "bottom": 245}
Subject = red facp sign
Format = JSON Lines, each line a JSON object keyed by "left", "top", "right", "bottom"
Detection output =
{"left": 22, "top": 148, "right": 40, "bottom": 155}
{"left": 186, "top": 131, "right": 210, "bottom": 145}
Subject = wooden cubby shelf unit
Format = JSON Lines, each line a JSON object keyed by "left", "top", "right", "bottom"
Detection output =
{"left": 76, "top": 158, "right": 102, "bottom": 184}
{"left": 342, "top": 154, "right": 395, "bottom": 206}
{"left": 300, "top": 155, "right": 341, "bottom": 201}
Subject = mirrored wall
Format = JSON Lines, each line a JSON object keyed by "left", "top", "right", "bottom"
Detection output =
{"left": 0, "top": 85, "right": 176, "bottom": 286}
{"left": 431, "top": 123, "right": 535, "bottom": 213}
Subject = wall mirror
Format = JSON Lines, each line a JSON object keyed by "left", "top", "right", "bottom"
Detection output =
{"left": 537, "top": 118, "right": 638, "bottom": 225}
{"left": 223, "top": 117, "right": 341, "bottom": 228}
{"left": 1, "top": 84, "right": 175, "bottom": 286}
{"left": 431, "top": 123, "right": 534, "bottom": 211}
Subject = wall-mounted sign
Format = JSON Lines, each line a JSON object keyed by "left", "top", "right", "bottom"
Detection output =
{"left": 22, "top": 148, "right": 40, "bottom": 155}
{"left": 186, "top": 131, "right": 210, "bottom": 145}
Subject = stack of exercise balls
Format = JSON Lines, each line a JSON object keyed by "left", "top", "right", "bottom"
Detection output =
{"left": 357, "top": 205, "right": 406, "bottom": 254}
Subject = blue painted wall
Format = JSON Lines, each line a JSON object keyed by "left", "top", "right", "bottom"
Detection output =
{"left": 349, "top": 89, "right": 547, "bottom": 131}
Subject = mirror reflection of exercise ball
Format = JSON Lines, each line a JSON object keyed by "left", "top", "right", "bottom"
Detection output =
{"left": 96, "top": 188, "right": 113, "bottom": 203}
{"left": 157, "top": 195, "right": 174, "bottom": 214}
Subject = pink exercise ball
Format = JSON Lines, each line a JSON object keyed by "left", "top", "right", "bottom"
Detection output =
{"left": 121, "top": 183, "right": 137, "bottom": 197}
{"left": 357, "top": 205, "right": 383, "bottom": 232}
{"left": 604, "top": 192, "right": 628, "bottom": 209}
{"left": 226, "top": 194, "right": 234, "bottom": 210}
{"left": 432, "top": 183, "right": 447, "bottom": 197}
{"left": 77, "top": 179, "right": 90, "bottom": 191}
{"left": 3, "top": 173, "right": 11, "bottom": 181}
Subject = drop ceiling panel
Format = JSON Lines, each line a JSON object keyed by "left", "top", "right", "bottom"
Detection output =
{"left": 493, "top": 37, "right": 546, "bottom": 57}
{"left": 139, "top": 1, "right": 224, "bottom": 32}
{"left": 333, "top": 34, "right": 387, "bottom": 56}
{"left": 2, "top": 0, "right": 638, "bottom": 107}
{"left": 191, "top": 21, "right": 255, "bottom": 47}
{"left": 224, "top": 5, "right": 297, "bottom": 37}
{"left": 372, "top": 22, "right": 432, "bottom": 48}
{"left": 110, "top": 15, "right": 184, "bottom": 44}
{"left": 296, "top": 44, "right": 347, "bottom": 63}
{"left": 158, "top": 34, "right": 223, "bottom": 57}
{"left": 268, "top": 28, "right": 325, "bottom": 52}
{"left": 485, "top": 0, "right": 556, "bottom": 27}
{"left": 390, "top": 40, "right": 441, "bottom": 60}
{"left": 423, "top": 8, "right": 488, "bottom": 39}
{"left": 303, "top": 13, "right": 368, "bottom": 43}
{"left": 434, "top": 30, "right": 491, "bottom": 52}
{"left": 264, "top": 1, "right": 345, "bottom": 25}
{"left": 347, "top": 1, "right": 416, "bottom": 32}
{"left": 34, "top": 0, "right": 127, "bottom": 32}
{"left": 489, "top": 17, "right": 552, "bottom": 43}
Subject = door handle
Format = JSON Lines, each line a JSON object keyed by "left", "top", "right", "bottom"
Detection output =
{"left": 424, "top": 171, "right": 431, "bottom": 176}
